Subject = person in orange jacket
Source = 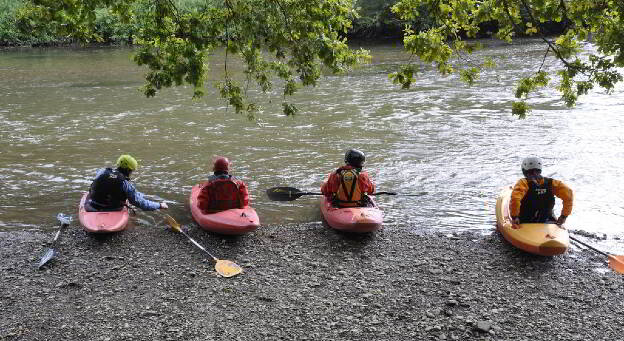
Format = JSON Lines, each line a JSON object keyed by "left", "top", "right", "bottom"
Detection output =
{"left": 196, "top": 157, "right": 249, "bottom": 213}
{"left": 321, "top": 149, "right": 376, "bottom": 207}
{"left": 510, "top": 157, "right": 573, "bottom": 226}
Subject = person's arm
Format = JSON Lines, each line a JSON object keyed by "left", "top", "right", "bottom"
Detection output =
{"left": 123, "top": 181, "right": 163, "bottom": 211}
{"left": 239, "top": 181, "right": 250, "bottom": 206}
{"left": 360, "top": 171, "right": 375, "bottom": 194}
{"left": 509, "top": 179, "right": 529, "bottom": 221}
{"left": 321, "top": 172, "right": 338, "bottom": 196}
{"left": 196, "top": 185, "right": 211, "bottom": 211}
{"left": 552, "top": 179, "right": 573, "bottom": 224}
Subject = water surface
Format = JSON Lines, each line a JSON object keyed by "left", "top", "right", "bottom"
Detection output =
{"left": 1, "top": 42, "right": 623, "bottom": 250}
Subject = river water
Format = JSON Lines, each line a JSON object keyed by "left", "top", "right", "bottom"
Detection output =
{"left": 1, "top": 40, "right": 623, "bottom": 245}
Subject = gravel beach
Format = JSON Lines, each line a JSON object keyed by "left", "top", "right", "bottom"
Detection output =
{"left": 2, "top": 218, "right": 623, "bottom": 341}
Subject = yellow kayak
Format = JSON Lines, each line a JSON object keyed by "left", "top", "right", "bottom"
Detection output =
{"left": 495, "top": 185, "right": 569, "bottom": 256}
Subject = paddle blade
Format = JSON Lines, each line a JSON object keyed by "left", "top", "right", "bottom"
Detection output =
{"left": 608, "top": 255, "right": 624, "bottom": 274}
{"left": 215, "top": 259, "right": 243, "bottom": 278}
{"left": 266, "top": 187, "right": 305, "bottom": 201}
{"left": 38, "top": 248, "right": 56, "bottom": 269}
{"left": 56, "top": 213, "right": 72, "bottom": 225}
{"left": 163, "top": 214, "right": 181, "bottom": 232}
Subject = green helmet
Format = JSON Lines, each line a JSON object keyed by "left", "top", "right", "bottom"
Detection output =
{"left": 116, "top": 154, "right": 138, "bottom": 171}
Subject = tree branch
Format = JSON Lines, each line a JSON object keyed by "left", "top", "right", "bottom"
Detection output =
{"left": 517, "top": 0, "right": 584, "bottom": 74}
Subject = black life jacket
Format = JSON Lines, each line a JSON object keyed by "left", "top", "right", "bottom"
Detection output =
{"left": 88, "top": 168, "right": 127, "bottom": 211}
{"left": 200, "top": 174, "right": 243, "bottom": 212}
{"left": 519, "top": 177, "right": 555, "bottom": 223}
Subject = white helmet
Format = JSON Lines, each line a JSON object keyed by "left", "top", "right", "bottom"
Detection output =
{"left": 521, "top": 157, "right": 542, "bottom": 171}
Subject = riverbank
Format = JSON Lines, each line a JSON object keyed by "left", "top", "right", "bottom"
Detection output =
{"left": 1, "top": 220, "right": 622, "bottom": 341}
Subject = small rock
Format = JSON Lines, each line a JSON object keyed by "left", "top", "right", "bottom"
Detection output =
{"left": 475, "top": 321, "right": 492, "bottom": 332}
{"left": 256, "top": 296, "right": 274, "bottom": 302}
{"left": 141, "top": 310, "right": 161, "bottom": 317}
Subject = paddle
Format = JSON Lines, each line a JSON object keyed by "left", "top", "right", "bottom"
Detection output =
{"left": 162, "top": 214, "right": 243, "bottom": 278}
{"left": 265, "top": 186, "right": 423, "bottom": 201}
{"left": 569, "top": 235, "right": 624, "bottom": 274}
{"left": 38, "top": 213, "right": 72, "bottom": 269}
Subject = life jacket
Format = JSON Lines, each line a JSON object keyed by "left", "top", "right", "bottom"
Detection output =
{"left": 88, "top": 168, "right": 127, "bottom": 211}
{"left": 200, "top": 175, "right": 243, "bottom": 212}
{"left": 519, "top": 177, "right": 556, "bottom": 223}
{"left": 334, "top": 168, "right": 364, "bottom": 207}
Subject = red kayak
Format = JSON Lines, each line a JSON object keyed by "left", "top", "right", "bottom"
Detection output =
{"left": 320, "top": 195, "right": 383, "bottom": 233}
{"left": 78, "top": 192, "right": 130, "bottom": 233}
{"left": 189, "top": 185, "right": 260, "bottom": 235}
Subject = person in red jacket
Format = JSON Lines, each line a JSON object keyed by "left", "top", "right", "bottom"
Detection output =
{"left": 196, "top": 157, "right": 249, "bottom": 213}
{"left": 321, "top": 149, "right": 376, "bottom": 207}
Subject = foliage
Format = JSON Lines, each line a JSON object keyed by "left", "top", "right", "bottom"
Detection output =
{"left": 0, "top": 0, "right": 57, "bottom": 46}
{"left": 17, "top": 0, "right": 370, "bottom": 117}
{"left": 391, "top": 0, "right": 624, "bottom": 118}
{"left": 350, "top": 0, "right": 436, "bottom": 40}
{"left": 351, "top": 0, "right": 402, "bottom": 38}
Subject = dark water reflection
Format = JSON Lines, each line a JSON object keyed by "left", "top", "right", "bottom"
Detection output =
{"left": 1, "top": 42, "right": 623, "bottom": 250}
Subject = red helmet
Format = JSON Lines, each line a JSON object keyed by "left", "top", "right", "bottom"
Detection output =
{"left": 213, "top": 157, "right": 230, "bottom": 172}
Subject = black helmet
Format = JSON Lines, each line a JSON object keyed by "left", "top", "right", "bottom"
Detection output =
{"left": 344, "top": 149, "right": 365, "bottom": 167}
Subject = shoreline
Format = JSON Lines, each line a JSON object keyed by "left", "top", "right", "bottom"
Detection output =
{"left": 2, "top": 222, "right": 623, "bottom": 340}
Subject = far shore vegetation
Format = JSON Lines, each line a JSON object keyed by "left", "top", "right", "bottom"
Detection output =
{"left": 5, "top": 0, "right": 618, "bottom": 119}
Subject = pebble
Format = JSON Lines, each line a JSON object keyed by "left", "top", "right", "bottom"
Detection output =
{"left": 476, "top": 321, "right": 492, "bottom": 332}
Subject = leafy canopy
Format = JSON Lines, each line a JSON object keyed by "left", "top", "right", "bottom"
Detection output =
{"left": 18, "top": 0, "right": 370, "bottom": 117}
{"left": 391, "top": 0, "right": 624, "bottom": 118}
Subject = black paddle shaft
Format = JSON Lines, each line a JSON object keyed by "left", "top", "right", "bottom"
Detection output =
{"left": 569, "top": 235, "right": 609, "bottom": 257}
{"left": 265, "top": 187, "right": 322, "bottom": 201}
{"left": 266, "top": 187, "right": 403, "bottom": 201}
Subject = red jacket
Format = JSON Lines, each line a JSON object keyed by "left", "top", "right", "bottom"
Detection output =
{"left": 197, "top": 175, "right": 249, "bottom": 213}
{"left": 321, "top": 165, "right": 376, "bottom": 196}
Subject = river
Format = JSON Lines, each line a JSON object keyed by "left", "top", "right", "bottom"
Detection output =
{"left": 1, "top": 40, "right": 623, "bottom": 247}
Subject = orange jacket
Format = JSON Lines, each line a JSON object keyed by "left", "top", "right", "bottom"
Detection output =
{"left": 510, "top": 177, "right": 573, "bottom": 218}
{"left": 197, "top": 175, "right": 249, "bottom": 213}
{"left": 321, "top": 165, "right": 376, "bottom": 196}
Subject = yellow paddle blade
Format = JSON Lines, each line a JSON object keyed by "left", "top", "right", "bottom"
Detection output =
{"left": 163, "top": 214, "right": 181, "bottom": 232}
{"left": 215, "top": 259, "right": 243, "bottom": 278}
{"left": 608, "top": 255, "right": 624, "bottom": 274}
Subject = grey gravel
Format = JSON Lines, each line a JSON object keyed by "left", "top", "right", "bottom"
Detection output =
{"left": 1, "top": 221, "right": 623, "bottom": 340}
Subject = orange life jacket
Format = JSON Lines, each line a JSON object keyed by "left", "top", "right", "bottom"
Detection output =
{"left": 335, "top": 168, "right": 363, "bottom": 207}
{"left": 201, "top": 177, "right": 243, "bottom": 212}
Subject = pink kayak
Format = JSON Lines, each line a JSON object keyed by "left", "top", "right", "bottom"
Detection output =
{"left": 320, "top": 195, "right": 383, "bottom": 233}
{"left": 189, "top": 185, "right": 260, "bottom": 235}
{"left": 78, "top": 192, "right": 130, "bottom": 233}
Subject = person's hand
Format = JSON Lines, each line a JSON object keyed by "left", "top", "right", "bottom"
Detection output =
{"left": 160, "top": 202, "right": 169, "bottom": 210}
{"left": 511, "top": 217, "right": 520, "bottom": 229}
{"left": 556, "top": 215, "right": 567, "bottom": 227}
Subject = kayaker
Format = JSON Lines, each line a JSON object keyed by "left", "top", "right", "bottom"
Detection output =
{"left": 510, "top": 157, "right": 573, "bottom": 226}
{"left": 321, "top": 149, "right": 376, "bottom": 207}
{"left": 196, "top": 156, "right": 249, "bottom": 213}
{"left": 86, "top": 154, "right": 168, "bottom": 211}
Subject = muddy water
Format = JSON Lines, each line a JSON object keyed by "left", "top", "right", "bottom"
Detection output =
{"left": 1, "top": 41, "right": 623, "bottom": 246}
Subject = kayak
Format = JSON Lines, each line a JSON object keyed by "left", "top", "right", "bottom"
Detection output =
{"left": 495, "top": 185, "right": 569, "bottom": 256}
{"left": 78, "top": 192, "right": 130, "bottom": 233}
{"left": 189, "top": 184, "right": 260, "bottom": 235}
{"left": 320, "top": 195, "right": 383, "bottom": 233}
